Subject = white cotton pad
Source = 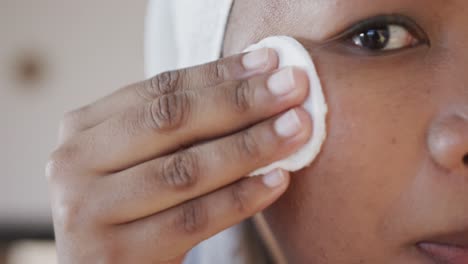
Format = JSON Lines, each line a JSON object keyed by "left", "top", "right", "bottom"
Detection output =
{"left": 245, "top": 36, "right": 328, "bottom": 176}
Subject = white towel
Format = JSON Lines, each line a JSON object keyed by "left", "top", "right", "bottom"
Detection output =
{"left": 144, "top": 1, "right": 267, "bottom": 263}
{"left": 145, "top": 0, "right": 234, "bottom": 76}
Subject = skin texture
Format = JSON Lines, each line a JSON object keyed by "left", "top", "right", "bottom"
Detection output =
{"left": 47, "top": 0, "right": 468, "bottom": 263}
{"left": 47, "top": 46, "right": 314, "bottom": 262}
{"left": 224, "top": 0, "right": 468, "bottom": 263}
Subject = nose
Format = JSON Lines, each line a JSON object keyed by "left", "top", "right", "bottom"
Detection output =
{"left": 428, "top": 114, "right": 468, "bottom": 172}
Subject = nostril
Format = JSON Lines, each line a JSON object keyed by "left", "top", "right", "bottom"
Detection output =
{"left": 463, "top": 154, "right": 468, "bottom": 167}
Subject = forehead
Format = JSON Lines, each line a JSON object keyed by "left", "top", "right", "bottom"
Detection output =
{"left": 223, "top": 0, "right": 460, "bottom": 56}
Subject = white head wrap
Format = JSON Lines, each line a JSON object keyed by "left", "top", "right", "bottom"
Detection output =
{"left": 144, "top": 1, "right": 269, "bottom": 263}
{"left": 145, "top": 0, "right": 234, "bottom": 76}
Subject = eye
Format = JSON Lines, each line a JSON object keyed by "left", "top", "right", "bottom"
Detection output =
{"left": 333, "top": 14, "right": 430, "bottom": 54}
{"left": 352, "top": 25, "right": 418, "bottom": 51}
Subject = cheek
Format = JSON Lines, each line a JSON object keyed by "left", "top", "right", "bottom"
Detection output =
{"left": 263, "top": 50, "right": 435, "bottom": 262}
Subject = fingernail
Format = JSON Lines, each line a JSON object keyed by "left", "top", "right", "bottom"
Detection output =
{"left": 242, "top": 48, "right": 270, "bottom": 71}
{"left": 267, "top": 68, "right": 295, "bottom": 96}
{"left": 263, "top": 169, "right": 286, "bottom": 188}
{"left": 274, "top": 109, "right": 302, "bottom": 138}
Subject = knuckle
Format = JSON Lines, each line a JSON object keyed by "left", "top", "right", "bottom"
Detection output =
{"left": 230, "top": 80, "right": 255, "bottom": 113}
{"left": 45, "top": 155, "right": 63, "bottom": 183}
{"left": 46, "top": 144, "right": 79, "bottom": 182}
{"left": 214, "top": 59, "right": 229, "bottom": 81}
{"left": 147, "top": 92, "right": 190, "bottom": 131}
{"left": 53, "top": 194, "right": 85, "bottom": 233}
{"left": 161, "top": 151, "right": 199, "bottom": 190}
{"left": 46, "top": 148, "right": 89, "bottom": 232}
{"left": 236, "top": 129, "right": 262, "bottom": 160}
{"left": 230, "top": 182, "right": 251, "bottom": 214}
{"left": 59, "top": 109, "right": 86, "bottom": 138}
{"left": 60, "top": 205, "right": 81, "bottom": 233}
{"left": 175, "top": 200, "right": 207, "bottom": 235}
{"left": 144, "top": 70, "right": 182, "bottom": 99}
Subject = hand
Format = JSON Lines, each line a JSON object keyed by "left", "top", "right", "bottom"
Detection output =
{"left": 46, "top": 48, "right": 312, "bottom": 264}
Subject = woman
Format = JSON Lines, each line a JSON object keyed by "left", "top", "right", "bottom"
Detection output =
{"left": 47, "top": 0, "right": 468, "bottom": 263}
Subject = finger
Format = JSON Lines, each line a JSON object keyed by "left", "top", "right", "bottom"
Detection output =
{"left": 115, "top": 169, "right": 290, "bottom": 262}
{"left": 92, "top": 107, "right": 312, "bottom": 223}
{"left": 60, "top": 48, "right": 278, "bottom": 138}
{"left": 73, "top": 67, "right": 309, "bottom": 173}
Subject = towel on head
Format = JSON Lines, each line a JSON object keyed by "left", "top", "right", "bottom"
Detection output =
{"left": 145, "top": 0, "right": 234, "bottom": 76}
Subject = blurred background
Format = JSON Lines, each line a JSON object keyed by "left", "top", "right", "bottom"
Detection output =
{"left": 1, "top": 0, "right": 147, "bottom": 262}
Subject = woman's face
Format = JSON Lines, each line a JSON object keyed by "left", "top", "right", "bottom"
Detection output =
{"left": 224, "top": 0, "right": 468, "bottom": 263}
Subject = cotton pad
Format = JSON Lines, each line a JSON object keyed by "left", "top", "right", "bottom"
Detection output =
{"left": 245, "top": 36, "right": 328, "bottom": 176}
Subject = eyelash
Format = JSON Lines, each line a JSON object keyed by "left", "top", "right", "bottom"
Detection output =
{"left": 332, "top": 14, "right": 430, "bottom": 55}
